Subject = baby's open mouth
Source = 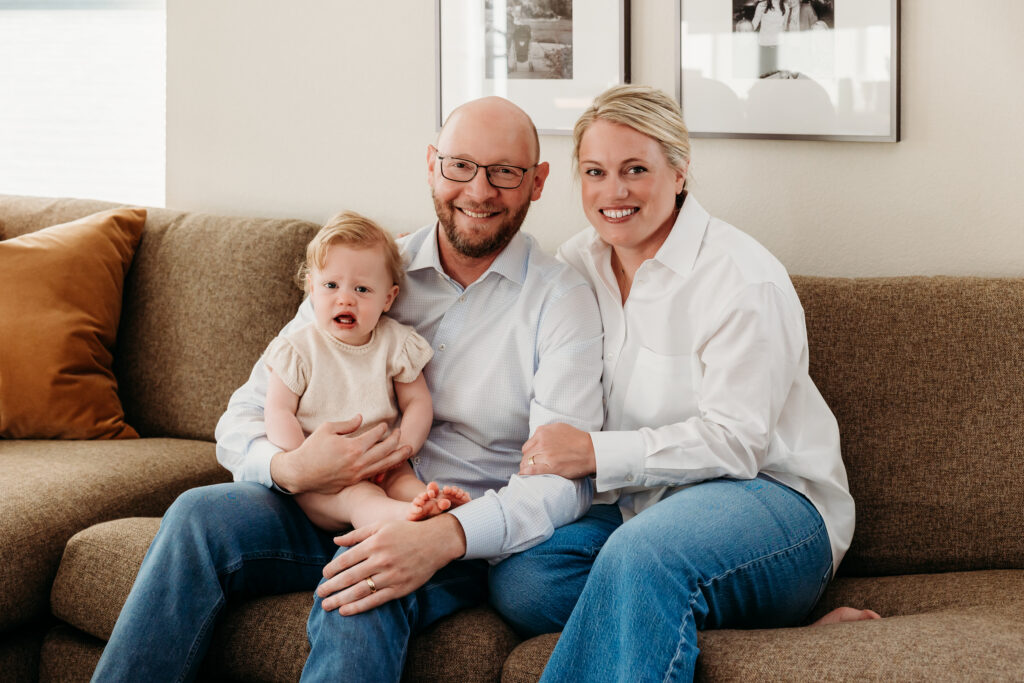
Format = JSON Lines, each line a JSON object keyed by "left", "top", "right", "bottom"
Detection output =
{"left": 334, "top": 314, "right": 355, "bottom": 324}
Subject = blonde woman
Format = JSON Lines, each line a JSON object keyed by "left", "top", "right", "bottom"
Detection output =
{"left": 490, "top": 85, "right": 875, "bottom": 681}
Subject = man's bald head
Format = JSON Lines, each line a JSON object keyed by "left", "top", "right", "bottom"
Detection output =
{"left": 438, "top": 97, "right": 540, "bottom": 164}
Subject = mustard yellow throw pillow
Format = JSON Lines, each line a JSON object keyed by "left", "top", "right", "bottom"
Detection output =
{"left": 0, "top": 208, "right": 146, "bottom": 439}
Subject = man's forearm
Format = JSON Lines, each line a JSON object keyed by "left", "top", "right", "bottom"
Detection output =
{"left": 427, "top": 511, "right": 468, "bottom": 563}
{"left": 450, "top": 473, "right": 591, "bottom": 563}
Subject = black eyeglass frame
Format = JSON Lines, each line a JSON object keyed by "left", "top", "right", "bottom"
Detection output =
{"left": 434, "top": 152, "right": 537, "bottom": 190}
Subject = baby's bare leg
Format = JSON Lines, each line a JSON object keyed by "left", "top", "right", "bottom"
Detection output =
{"left": 379, "top": 460, "right": 427, "bottom": 501}
{"left": 296, "top": 481, "right": 417, "bottom": 531}
{"left": 407, "top": 482, "right": 472, "bottom": 521}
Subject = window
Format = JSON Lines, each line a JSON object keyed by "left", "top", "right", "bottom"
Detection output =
{"left": 0, "top": 0, "right": 165, "bottom": 206}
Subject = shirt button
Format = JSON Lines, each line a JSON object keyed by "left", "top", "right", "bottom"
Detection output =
{"left": 625, "top": 474, "right": 633, "bottom": 482}
{"left": 607, "top": 352, "right": 615, "bottom": 359}
{"left": 438, "top": 344, "right": 446, "bottom": 351}
{"left": 459, "top": 296, "right": 466, "bottom": 303}
{"left": 413, "top": 457, "right": 422, "bottom": 465}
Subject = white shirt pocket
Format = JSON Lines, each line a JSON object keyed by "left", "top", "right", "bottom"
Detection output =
{"left": 621, "top": 346, "right": 700, "bottom": 430}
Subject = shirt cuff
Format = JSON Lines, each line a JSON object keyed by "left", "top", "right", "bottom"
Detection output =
{"left": 592, "top": 430, "right": 646, "bottom": 492}
{"left": 449, "top": 493, "right": 507, "bottom": 561}
{"left": 243, "top": 438, "right": 284, "bottom": 490}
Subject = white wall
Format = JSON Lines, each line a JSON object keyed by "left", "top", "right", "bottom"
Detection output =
{"left": 168, "top": 0, "right": 1024, "bottom": 277}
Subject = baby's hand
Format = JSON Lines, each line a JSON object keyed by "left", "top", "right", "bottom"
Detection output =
{"left": 407, "top": 482, "right": 472, "bottom": 521}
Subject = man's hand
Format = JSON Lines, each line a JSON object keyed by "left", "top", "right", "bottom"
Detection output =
{"left": 270, "top": 416, "right": 411, "bottom": 494}
{"left": 519, "top": 422, "right": 597, "bottom": 479}
{"left": 317, "top": 514, "right": 467, "bottom": 615}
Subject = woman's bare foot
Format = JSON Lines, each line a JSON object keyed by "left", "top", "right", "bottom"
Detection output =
{"left": 407, "top": 482, "right": 472, "bottom": 521}
{"left": 811, "top": 606, "right": 882, "bottom": 626}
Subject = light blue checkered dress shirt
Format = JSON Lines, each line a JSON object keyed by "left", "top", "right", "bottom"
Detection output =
{"left": 215, "top": 223, "right": 605, "bottom": 562}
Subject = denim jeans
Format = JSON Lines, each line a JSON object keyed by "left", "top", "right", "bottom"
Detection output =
{"left": 490, "top": 476, "right": 833, "bottom": 682}
{"left": 92, "top": 482, "right": 488, "bottom": 682}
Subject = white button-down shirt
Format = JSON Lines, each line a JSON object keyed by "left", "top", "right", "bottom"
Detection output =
{"left": 216, "top": 224, "right": 605, "bottom": 562}
{"left": 557, "top": 195, "right": 854, "bottom": 571}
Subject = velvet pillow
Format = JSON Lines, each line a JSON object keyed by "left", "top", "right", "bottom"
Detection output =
{"left": 0, "top": 208, "right": 146, "bottom": 439}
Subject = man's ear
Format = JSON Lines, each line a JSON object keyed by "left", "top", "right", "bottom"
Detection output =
{"left": 426, "top": 145, "right": 438, "bottom": 187}
{"left": 530, "top": 161, "right": 551, "bottom": 202}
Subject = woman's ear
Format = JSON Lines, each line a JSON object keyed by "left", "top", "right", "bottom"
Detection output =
{"left": 675, "top": 163, "right": 688, "bottom": 195}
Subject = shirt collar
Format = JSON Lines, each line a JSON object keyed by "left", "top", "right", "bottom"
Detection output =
{"left": 582, "top": 194, "right": 711, "bottom": 279}
{"left": 406, "top": 222, "right": 530, "bottom": 287}
{"left": 652, "top": 193, "right": 710, "bottom": 278}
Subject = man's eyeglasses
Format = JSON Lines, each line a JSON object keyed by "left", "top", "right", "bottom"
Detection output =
{"left": 435, "top": 151, "right": 536, "bottom": 190}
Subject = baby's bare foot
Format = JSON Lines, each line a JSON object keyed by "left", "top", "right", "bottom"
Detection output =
{"left": 407, "top": 482, "right": 451, "bottom": 521}
{"left": 811, "top": 607, "right": 882, "bottom": 626}
{"left": 440, "top": 485, "right": 471, "bottom": 508}
{"left": 407, "top": 482, "right": 473, "bottom": 521}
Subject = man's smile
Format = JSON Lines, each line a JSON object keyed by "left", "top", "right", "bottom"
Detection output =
{"left": 458, "top": 207, "right": 502, "bottom": 219}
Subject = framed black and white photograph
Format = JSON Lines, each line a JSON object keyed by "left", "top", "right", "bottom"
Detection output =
{"left": 679, "top": 0, "right": 899, "bottom": 141}
{"left": 437, "top": 0, "right": 630, "bottom": 134}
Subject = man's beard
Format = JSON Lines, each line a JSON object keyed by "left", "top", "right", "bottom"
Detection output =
{"left": 433, "top": 193, "right": 532, "bottom": 259}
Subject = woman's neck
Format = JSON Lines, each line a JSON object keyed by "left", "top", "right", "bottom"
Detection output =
{"left": 610, "top": 250, "right": 642, "bottom": 304}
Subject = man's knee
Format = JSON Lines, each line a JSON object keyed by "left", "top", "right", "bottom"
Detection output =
{"left": 159, "top": 482, "right": 275, "bottom": 551}
{"left": 489, "top": 548, "right": 555, "bottom": 622}
{"left": 490, "top": 545, "right": 595, "bottom": 638}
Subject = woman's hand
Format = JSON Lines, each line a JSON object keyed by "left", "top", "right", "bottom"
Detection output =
{"left": 519, "top": 423, "right": 597, "bottom": 479}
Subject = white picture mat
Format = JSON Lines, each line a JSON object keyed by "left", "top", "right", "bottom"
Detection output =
{"left": 681, "top": 0, "right": 897, "bottom": 139}
{"left": 439, "top": 0, "right": 626, "bottom": 133}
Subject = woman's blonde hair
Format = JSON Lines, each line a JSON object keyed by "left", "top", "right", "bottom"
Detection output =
{"left": 572, "top": 84, "right": 691, "bottom": 200}
{"left": 298, "top": 211, "right": 404, "bottom": 293}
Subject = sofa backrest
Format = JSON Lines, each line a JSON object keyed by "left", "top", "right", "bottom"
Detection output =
{"left": 794, "top": 276, "right": 1024, "bottom": 576}
{"left": 0, "top": 195, "right": 317, "bottom": 441}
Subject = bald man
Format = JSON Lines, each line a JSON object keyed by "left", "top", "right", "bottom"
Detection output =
{"left": 94, "top": 97, "right": 606, "bottom": 681}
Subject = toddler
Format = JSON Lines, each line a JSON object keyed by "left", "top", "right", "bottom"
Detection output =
{"left": 263, "top": 211, "right": 469, "bottom": 531}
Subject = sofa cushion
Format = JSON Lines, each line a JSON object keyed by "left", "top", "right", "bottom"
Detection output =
{"left": 113, "top": 207, "right": 317, "bottom": 440}
{"left": 794, "top": 276, "right": 1024, "bottom": 575}
{"left": 0, "top": 439, "right": 228, "bottom": 633}
{"left": 501, "top": 571, "right": 1024, "bottom": 681}
{"left": 0, "top": 195, "right": 319, "bottom": 441}
{"left": 0, "top": 195, "right": 122, "bottom": 241}
{"left": 693, "top": 604, "right": 1024, "bottom": 681}
{"left": 0, "top": 208, "right": 145, "bottom": 439}
{"left": 52, "top": 517, "right": 520, "bottom": 681}
{"left": 0, "top": 626, "right": 45, "bottom": 683}
{"left": 810, "top": 569, "right": 1024, "bottom": 621}
{"left": 40, "top": 626, "right": 101, "bottom": 683}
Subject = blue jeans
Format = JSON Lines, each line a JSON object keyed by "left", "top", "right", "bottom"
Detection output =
{"left": 92, "top": 482, "right": 488, "bottom": 682}
{"left": 490, "top": 476, "right": 833, "bottom": 682}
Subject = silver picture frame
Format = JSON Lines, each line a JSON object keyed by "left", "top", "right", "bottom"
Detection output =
{"left": 437, "top": 0, "right": 630, "bottom": 135}
{"left": 678, "top": 0, "right": 900, "bottom": 141}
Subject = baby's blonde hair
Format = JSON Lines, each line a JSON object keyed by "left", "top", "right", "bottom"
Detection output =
{"left": 299, "top": 211, "right": 404, "bottom": 293}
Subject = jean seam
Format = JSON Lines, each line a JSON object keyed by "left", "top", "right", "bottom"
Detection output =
{"left": 179, "top": 596, "right": 223, "bottom": 682}
{"left": 218, "top": 550, "right": 334, "bottom": 576}
{"left": 662, "top": 520, "right": 828, "bottom": 682}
